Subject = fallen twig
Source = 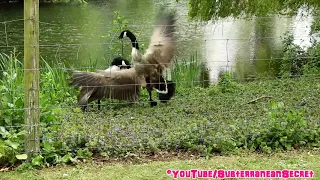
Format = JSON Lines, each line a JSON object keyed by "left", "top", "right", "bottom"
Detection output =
{"left": 247, "top": 96, "right": 274, "bottom": 104}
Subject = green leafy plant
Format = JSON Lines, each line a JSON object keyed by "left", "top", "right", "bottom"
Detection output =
{"left": 187, "top": 0, "right": 316, "bottom": 21}
{"left": 279, "top": 32, "right": 308, "bottom": 77}
{"left": 217, "top": 72, "right": 240, "bottom": 93}
{"left": 247, "top": 102, "right": 312, "bottom": 153}
{"left": 101, "top": 11, "right": 147, "bottom": 65}
{"left": 102, "top": 11, "right": 129, "bottom": 59}
{"left": 0, "top": 50, "right": 24, "bottom": 127}
{"left": 0, "top": 50, "right": 78, "bottom": 167}
{"left": 277, "top": 31, "right": 320, "bottom": 77}
{"left": 209, "top": 71, "right": 241, "bottom": 96}
{"left": 0, "top": 127, "right": 27, "bottom": 166}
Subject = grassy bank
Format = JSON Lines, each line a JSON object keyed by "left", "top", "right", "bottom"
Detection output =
{"left": 0, "top": 50, "right": 205, "bottom": 168}
{"left": 2, "top": 150, "right": 320, "bottom": 179}
{"left": 1, "top": 49, "right": 320, "bottom": 169}
{"left": 46, "top": 75, "right": 319, "bottom": 161}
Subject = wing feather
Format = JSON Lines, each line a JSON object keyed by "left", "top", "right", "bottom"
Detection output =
{"left": 70, "top": 68, "right": 144, "bottom": 102}
{"left": 145, "top": 10, "right": 176, "bottom": 69}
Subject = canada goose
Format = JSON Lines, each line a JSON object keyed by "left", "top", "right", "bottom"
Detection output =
{"left": 71, "top": 68, "right": 142, "bottom": 112}
{"left": 108, "top": 57, "right": 131, "bottom": 71}
{"left": 93, "top": 57, "right": 131, "bottom": 110}
{"left": 119, "top": 9, "right": 176, "bottom": 106}
{"left": 71, "top": 58, "right": 168, "bottom": 111}
{"left": 112, "top": 57, "right": 131, "bottom": 68}
{"left": 72, "top": 65, "right": 169, "bottom": 111}
{"left": 119, "top": 30, "right": 176, "bottom": 106}
{"left": 70, "top": 9, "right": 176, "bottom": 110}
{"left": 75, "top": 57, "right": 132, "bottom": 112}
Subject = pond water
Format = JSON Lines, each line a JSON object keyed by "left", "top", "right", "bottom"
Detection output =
{"left": 0, "top": 0, "right": 315, "bottom": 84}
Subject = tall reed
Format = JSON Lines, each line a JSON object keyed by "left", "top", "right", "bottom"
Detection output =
{"left": 171, "top": 52, "right": 205, "bottom": 88}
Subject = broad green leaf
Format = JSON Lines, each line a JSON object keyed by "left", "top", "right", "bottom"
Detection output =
{"left": 0, "top": 85, "right": 6, "bottom": 91}
{"left": 61, "top": 153, "right": 75, "bottom": 163}
{"left": 16, "top": 154, "right": 28, "bottom": 160}
{"left": 5, "top": 140, "right": 19, "bottom": 149}
{"left": 43, "top": 141, "right": 54, "bottom": 153}
{"left": 0, "top": 126, "right": 7, "bottom": 137}
{"left": 44, "top": 114, "right": 55, "bottom": 123}
{"left": 15, "top": 98, "right": 24, "bottom": 108}
{"left": 32, "top": 155, "right": 43, "bottom": 166}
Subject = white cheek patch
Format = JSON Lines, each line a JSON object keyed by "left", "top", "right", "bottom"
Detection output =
{"left": 123, "top": 31, "right": 127, "bottom": 38}
{"left": 121, "top": 60, "right": 126, "bottom": 66}
{"left": 104, "top": 65, "right": 120, "bottom": 73}
{"left": 155, "top": 78, "right": 168, "bottom": 94}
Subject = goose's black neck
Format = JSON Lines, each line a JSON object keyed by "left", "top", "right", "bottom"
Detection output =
{"left": 131, "top": 40, "right": 139, "bottom": 50}
{"left": 124, "top": 30, "right": 139, "bottom": 50}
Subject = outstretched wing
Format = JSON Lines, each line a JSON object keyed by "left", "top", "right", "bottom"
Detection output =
{"left": 70, "top": 68, "right": 142, "bottom": 102}
{"left": 70, "top": 71, "right": 108, "bottom": 88}
{"left": 144, "top": 9, "right": 176, "bottom": 69}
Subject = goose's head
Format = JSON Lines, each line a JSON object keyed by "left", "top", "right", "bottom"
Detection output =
{"left": 119, "top": 30, "right": 127, "bottom": 39}
{"left": 119, "top": 30, "right": 134, "bottom": 40}
{"left": 119, "top": 30, "right": 139, "bottom": 50}
{"left": 111, "top": 57, "right": 131, "bottom": 69}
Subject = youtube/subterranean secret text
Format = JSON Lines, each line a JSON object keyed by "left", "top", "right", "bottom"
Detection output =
{"left": 166, "top": 169, "right": 314, "bottom": 179}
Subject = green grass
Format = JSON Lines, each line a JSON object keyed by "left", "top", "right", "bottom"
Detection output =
{"left": 1, "top": 50, "right": 320, "bottom": 170}
{"left": 46, "top": 75, "right": 320, "bottom": 159}
{"left": 0, "top": 51, "right": 205, "bottom": 167}
{"left": 171, "top": 52, "right": 205, "bottom": 88}
{"left": 2, "top": 149, "right": 320, "bottom": 179}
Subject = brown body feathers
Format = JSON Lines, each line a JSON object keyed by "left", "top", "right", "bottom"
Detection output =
{"left": 70, "top": 68, "right": 146, "bottom": 110}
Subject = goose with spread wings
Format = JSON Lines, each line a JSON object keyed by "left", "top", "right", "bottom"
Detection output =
{"left": 119, "top": 9, "right": 176, "bottom": 106}
{"left": 80, "top": 57, "right": 132, "bottom": 112}
{"left": 70, "top": 9, "right": 176, "bottom": 111}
